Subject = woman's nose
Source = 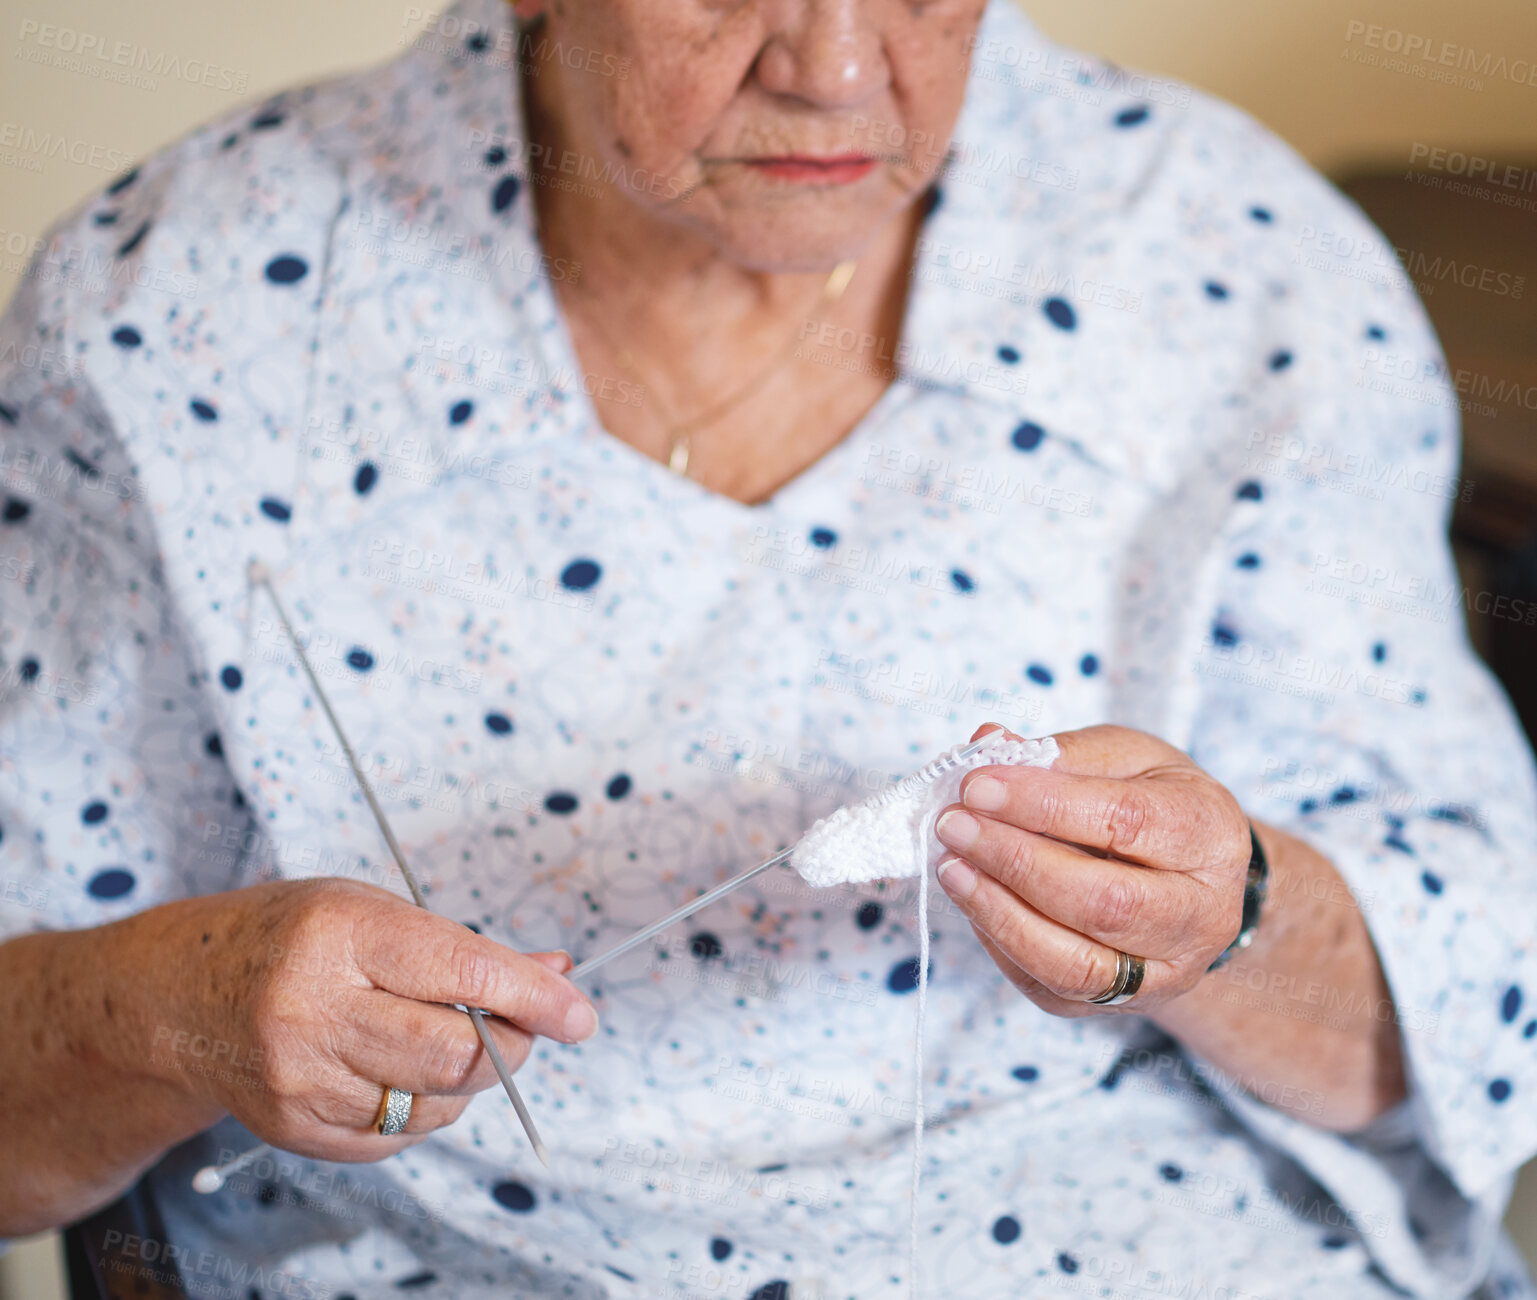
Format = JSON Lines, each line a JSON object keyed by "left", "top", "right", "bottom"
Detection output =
{"left": 754, "top": 0, "right": 890, "bottom": 109}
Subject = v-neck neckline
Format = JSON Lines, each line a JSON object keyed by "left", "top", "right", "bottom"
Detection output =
{"left": 524, "top": 253, "right": 922, "bottom": 517}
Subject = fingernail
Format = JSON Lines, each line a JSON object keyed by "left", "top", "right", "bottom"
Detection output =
{"left": 564, "top": 1001, "right": 598, "bottom": 1042}
{"left": 963, "top": 775, "right": 1007, "bottom": 812}
{"left": 936, "top": 856, "right": 977, "bottom": 899}
{"left": 936, "top": 809, "right": 980, "bottom": 851}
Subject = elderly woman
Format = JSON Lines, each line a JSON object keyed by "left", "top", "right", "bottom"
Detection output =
{"left": 1, "top": 0, "right": 1534, "bottom": 1296}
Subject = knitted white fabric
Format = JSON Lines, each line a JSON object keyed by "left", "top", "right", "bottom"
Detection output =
{"left": 788, "top": 732, "right": 1060, "bottom": 1295}
{"left": 793, "top": 733, "right": 1060, "bottom": 887}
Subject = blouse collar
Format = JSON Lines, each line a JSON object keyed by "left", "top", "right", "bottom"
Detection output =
{"left": 342, "top": 0, "right": 1115, "bottom": 435}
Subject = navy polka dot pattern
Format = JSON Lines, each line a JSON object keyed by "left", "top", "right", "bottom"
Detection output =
{"left": 86, "top": 868, "right": 135, "bottom": 900}
{"left": 264, "top": 253, "right": 308, "bottom": 284}
{"left": 1, "top": 2, "right": 1534, "bottom": 1298}
{"left": 1042, "top": 296, "right": 1076, "bottom": 330}
{"left": 886, "top": 956, "right": 923, "bottom": 993}
{"left": 117, "top": 222, "right": 151, "bottom": 257}
{"left": 559, "top": 558, "right": 601, "bottom": 590}
{"left": 1009, "top": 420, "right": 1045, "bottom": 452}
{"left": 491, "top": 175, "right": 520, "bottom": 214}
{"left": 490, "top": 1180, "right": 536, "bottom": 1212}
{"left": 688, "top": 932, "right": 723, "bottom": 961}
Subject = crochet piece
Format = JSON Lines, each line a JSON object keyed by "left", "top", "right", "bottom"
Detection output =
{"left": 791, "top": 733, "right": 1061, "bottom": 887}
{"left": 788, "top": 731, "right": 1060, "bottom": 1295}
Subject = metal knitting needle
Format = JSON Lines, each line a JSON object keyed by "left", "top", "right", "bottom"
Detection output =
{"left": 193, "top": 749, "right": 952, "bottom": 1189}
{"left": 566, "top": 734, "right": 994, "bottom": 984}
{"left": 567, "top": 846, "right": 794, "bottom": 982}
{"left": 245, "top": 558, "right": 551, "bottom": 1168}
{"left": 193, "top": 1142, "right": 272, "bottom": 1193}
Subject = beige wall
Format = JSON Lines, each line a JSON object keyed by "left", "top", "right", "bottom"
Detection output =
{"left": 1025, "top": 0, "right": 1537, "bottom": 171}
{"left": 2, "top": 2, "right": 1535, "bottom": 1297}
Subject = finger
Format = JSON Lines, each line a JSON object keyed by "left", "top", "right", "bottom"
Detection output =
{"left": 968, "top": 722, "right": 1019, "bottom": 744}
{"left": 934, "top": 807, "right": 1202, "bottom": 954}
{"left": 1044, "top": 724, "right": 1188, "bottom": 777}
{"left": 298, "top": 1072, "right": 473, "bottom": 1134}
{"left": 342, "top": 990, "right": 535, "bottom": 1097}
{"left": 935, "top": 855, "right": 1165, "bottom": 1004}
{"left": 956, "top": 763, "right": 1231, "bottom": 871}
{"left": 352, "top": 908, "right": 597, "bottom": 1044}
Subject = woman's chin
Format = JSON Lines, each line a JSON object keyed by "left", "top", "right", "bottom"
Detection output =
{"left": 680, "top": 196, "right": 913, "bottom": 275}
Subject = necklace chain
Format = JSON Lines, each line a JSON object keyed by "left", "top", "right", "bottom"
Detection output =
{"left": 577, "top": 260, "right": 858, "bottom": 480}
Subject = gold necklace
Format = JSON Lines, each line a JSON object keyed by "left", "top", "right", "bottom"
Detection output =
{"left": 579, "top": 260, "right": 859, "bottom": 479}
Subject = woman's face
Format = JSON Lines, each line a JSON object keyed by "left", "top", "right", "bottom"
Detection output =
{"left": 518, "top": 0, "right": 988, "bottom": 272}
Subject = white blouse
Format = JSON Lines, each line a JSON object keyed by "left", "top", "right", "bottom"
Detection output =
{"left": 2, "top": 1, "right": 1535, "bottom": 1297}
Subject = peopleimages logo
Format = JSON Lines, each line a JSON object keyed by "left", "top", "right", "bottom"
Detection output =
{"left": 1345, "top": 21, "right": 1537, "bottom": 88}
{"left": 1408, "top": 144, "right": 1537, "bottom": 191}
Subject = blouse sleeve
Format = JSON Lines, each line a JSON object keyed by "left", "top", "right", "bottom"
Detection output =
{"left": 1174, "top": 178, "right": 1537, "bottom": 1297}
{"left": 0, "top": 213, "right": 251, "bottom": 952}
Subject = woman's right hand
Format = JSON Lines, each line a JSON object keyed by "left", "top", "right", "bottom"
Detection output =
{"left": 147, "top": 877, "right": 597, "bottom": 1163}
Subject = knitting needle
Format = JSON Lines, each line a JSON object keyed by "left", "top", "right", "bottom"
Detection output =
{"left": 566, "top": 734, "right": 995, "bottom": 983}
{"left": 567, "top": 846, "right": 794, "bottom": 982}
{"left": 244, "top": 559, "right": 550, "bottom": 1168}
{"left": 193, "top": 1143, "right": 272, "bottom": 1193}
{"left": 194, "top": 693, "right": 995, "bottom": 1190}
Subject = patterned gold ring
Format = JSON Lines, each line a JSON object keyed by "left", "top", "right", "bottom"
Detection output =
{"left": 374, "top": 1084, "right": 413, "bottom": 1136}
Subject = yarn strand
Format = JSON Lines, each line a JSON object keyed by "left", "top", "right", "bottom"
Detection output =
{"left": 910, "top": 860, "right": 930, "bottom": 1297}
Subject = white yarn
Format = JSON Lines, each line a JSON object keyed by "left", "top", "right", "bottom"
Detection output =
{"left": 793, "top": 734, "right": 1060, "bottom": 887}
{"left": 789, "top": 733, "right": 1060, "bottom": 1295}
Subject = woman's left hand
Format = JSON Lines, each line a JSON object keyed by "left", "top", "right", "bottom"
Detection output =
{"left": 933, "top": 722, "right": 1252, "bottom": 1016}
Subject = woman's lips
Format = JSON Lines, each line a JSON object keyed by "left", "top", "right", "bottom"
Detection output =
{"left": 740, "top": 154, "right": 878, "bottom": 184}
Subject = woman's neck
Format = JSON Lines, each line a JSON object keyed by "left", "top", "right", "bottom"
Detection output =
{"left": 516, "top": 45, "right": 926, "bottom": 503}
{"left": 521, "top": 67, "right": 917, "bottom": 359}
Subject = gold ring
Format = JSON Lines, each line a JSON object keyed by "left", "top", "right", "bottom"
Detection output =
{"left": 1087, "top": 949, "right": 1146, "bottom": 1006}
{"left": 374, "top": 1084, "right": 413, "bottom": 1136}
